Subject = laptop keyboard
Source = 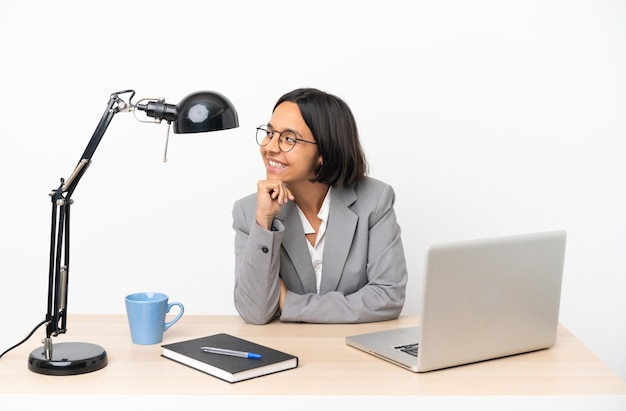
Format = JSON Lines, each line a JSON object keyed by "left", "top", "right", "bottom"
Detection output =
{"left": 395, "top": 343, "right": 419, "bottom": 357}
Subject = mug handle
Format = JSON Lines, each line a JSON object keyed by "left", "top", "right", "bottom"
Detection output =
{"left": 163, "top": 302, "right": 184, "bottom": 331}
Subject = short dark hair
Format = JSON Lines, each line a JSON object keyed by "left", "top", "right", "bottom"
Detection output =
{"left": 274, "top": 88, "right": 368, "bottom": 187}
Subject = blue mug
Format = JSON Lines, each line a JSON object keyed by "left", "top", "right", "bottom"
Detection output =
{"left": 124, "top": 292, "right": 184, "bottom": 345}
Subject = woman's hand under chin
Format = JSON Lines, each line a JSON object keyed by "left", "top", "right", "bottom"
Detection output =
{"left": 255, "top": 179, "right": 295, "bottom": 229}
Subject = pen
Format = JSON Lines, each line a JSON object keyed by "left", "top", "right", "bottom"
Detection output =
{"left": 201, "top": 346, "right": 262, "bottom": 359}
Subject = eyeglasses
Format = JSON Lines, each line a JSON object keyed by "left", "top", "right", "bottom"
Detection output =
{"left": 256, "top": 125, "right": 317, "bottom": 152}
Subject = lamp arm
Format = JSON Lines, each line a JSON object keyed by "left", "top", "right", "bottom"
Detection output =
{"left": 62, "top": 90, "right": 135, "bottom": 197}
{"left": 43, "top": 90, "right": 135, "bottom": 346}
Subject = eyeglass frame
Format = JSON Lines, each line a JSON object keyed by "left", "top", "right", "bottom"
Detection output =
{"left": 256, "top": 125, "right": 317, "bottom": 152}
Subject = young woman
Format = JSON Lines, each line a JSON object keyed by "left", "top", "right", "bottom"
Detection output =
{"left": 232, "top": 88, "right": 407, "bottom": 324}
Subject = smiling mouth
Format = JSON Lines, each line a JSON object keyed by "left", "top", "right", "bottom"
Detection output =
{"left": 268, "top": 159, "right": 287, "bottom": 169}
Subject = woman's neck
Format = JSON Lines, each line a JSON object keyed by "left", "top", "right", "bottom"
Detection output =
{"left": 290, "top": 183, "right": 330, "bottom": 216}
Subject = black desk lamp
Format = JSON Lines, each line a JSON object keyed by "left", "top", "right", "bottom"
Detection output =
{"left": 27, "top": 89, "right": 238, "bottom": 375}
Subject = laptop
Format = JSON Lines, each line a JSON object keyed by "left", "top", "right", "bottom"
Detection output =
{"left": 346, "top": 230, "right": 567, "bottom": 372}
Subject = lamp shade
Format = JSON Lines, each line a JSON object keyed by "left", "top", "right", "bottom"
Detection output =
{"left": 173, "top": 91, "right": 239, "bottom": 134}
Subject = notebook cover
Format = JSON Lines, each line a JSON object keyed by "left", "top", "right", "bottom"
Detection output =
{"left": 161, "top": 333, "right": 298, "bottom": 382}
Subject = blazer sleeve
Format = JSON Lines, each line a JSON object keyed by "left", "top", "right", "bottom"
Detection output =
{"left": 232, "top": 197, "right": 285, "bottom": 324}
{"left": 280, "top": 183, "right": 408, "bottom": 323}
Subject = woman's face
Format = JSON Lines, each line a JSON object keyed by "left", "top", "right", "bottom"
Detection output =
{"left": 261, "top": 101, "right": 322, "bottom": 185}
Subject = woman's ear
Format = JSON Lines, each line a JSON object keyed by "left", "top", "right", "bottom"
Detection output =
{"left": 315, "top": 155, "right": 324, "bottom": 171}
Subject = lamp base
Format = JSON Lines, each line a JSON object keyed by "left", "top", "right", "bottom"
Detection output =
{"left": 28, "top": 342, "right": 108, "bottom": 375}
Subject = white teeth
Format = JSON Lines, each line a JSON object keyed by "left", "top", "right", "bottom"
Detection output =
{"left": 269, "top": 160, "right": 286, "bottom": 169}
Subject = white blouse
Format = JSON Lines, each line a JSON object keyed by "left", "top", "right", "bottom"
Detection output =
{"left": 295, "top": 188, "right": 331, "bottom": 294}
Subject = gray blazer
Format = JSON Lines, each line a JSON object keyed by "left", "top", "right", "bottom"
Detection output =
{"left": 232, "top": 177, "right": 408, "bottom": 324}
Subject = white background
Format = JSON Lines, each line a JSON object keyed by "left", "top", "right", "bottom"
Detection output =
{"left": 0, "top": 0, "right": 624, "bottom": 382}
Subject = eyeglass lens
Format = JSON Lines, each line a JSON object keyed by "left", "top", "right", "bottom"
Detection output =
{"left": 256, "top": 127, "right": 298, "bottom": 152}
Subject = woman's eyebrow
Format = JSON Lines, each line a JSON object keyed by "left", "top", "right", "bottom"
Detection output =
{"left": 267, "top": 123, "right": 303, "bottom": 138}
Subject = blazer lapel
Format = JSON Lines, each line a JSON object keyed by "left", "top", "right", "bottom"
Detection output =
{"left": 319, "top": 186, "right": 358, "bottom": 294}
{"left": 277, "top": 202, "right": 318, "bottom": 293}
